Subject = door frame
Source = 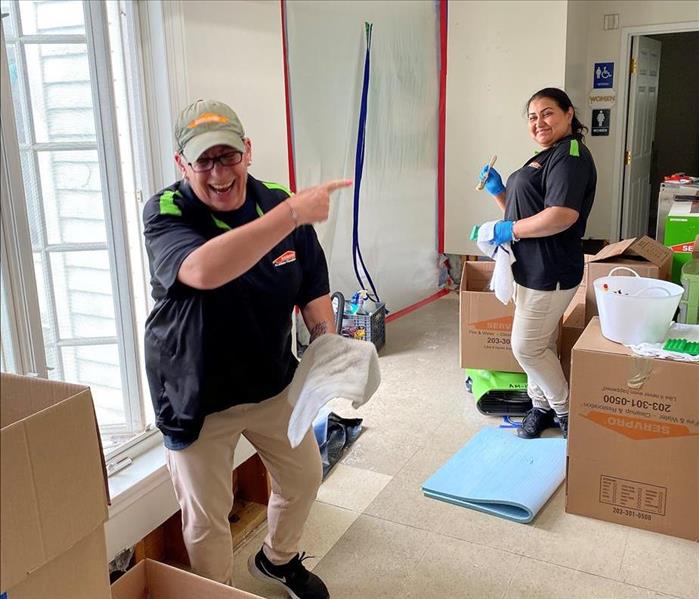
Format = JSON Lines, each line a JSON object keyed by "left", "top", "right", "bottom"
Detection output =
{"left": 612, "top": 20, "right": 699, "bottom": 241}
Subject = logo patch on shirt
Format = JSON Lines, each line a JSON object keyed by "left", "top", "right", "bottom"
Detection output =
{"left": 273, "top": 250, "right": 296, "bottom": 267}
{"left": 528, "top": 161, "right": 543, "bottom": 169}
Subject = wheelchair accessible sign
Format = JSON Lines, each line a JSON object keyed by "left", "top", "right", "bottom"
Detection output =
{"left": 593, "top": 62, "right": 614, "bottom": 88}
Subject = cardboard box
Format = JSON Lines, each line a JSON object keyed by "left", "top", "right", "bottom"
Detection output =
{"left": 459, "top": 261, "right": 522, "bottom": 373}
{"left": 111, "top": 559, "right": 265, "bottom": 598}
{"left": 560, "top": 299, "right": 586, "bottom": 384}
{"left": 5, "top": 528, "right": 111, "bottom": 599}
{"left": 1, "top": 373, "right": 111, "bottom": 598}
{"left": 584, "top": 237, "right": 673, "bottom": 324}
{"left": 566, "top": 319, "right": 699, "bottom": 540}
{"left": 563, "top": 277, "right": 587, "bottom": 321}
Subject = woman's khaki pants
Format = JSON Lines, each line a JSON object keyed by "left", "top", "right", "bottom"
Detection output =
{"left": 166, "top": 387, "right": 323, "bottom": 585}
{"left": 511, "top": 284, "right": 578, "bottom": 415}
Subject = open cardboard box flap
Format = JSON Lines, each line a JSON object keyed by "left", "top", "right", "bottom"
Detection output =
{"left": 587, "top": 236, "right": 672, "bottom": 269}
{"left": 111, "top": 560, "right": 265, "bottom": 598}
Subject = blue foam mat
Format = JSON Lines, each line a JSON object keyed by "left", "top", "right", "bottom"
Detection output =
{"left": 422, "top": 427, "right": 566, "bottom": 523}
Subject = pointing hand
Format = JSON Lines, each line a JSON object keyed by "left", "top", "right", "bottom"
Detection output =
{"left": 288, "top": 179, "right": 353, "bottom": 225}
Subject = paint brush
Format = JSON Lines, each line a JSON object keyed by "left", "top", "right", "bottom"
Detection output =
{"left": 476, "top": 154, "right": 497, "bottom": 191}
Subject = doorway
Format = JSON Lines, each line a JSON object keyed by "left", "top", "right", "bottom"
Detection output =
{"left": 646, "top": 31, "right": 699, "bottom": 237}
{"left": 619, "top": 29, "right": 699, "bottom": 240}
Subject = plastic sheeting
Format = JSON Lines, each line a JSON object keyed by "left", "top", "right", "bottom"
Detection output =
{"left": 284, "top": 1, "right": 440, "bottom": 313}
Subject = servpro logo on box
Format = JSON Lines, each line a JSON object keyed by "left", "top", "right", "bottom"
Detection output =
{"left": 668, "top": 241, "right": 695, "bottom": 253}
{"left": 582, "top": 411, "right": 698, "bottom": 440}
{"left": 468, "top": 316, "right": 513, "bottom": 331}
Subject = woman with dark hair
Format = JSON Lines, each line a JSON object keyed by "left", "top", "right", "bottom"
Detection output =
{"left": 479, "top": 87, "right": 597, "bottom": 439}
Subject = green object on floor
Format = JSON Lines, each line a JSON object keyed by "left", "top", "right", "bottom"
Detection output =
{"left": 662, "top": 338, "right": 699, "bottom": 356}
{"left": 466, "top": 368, "right": 527, "bottom": 401}
{"left": 465, "top": 368, "right": 532, "bottom": 416}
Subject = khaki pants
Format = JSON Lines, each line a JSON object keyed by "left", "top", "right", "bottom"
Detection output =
{"left": 511, "top": 284, "right": 578, "bottom": 415}
{"left": 166, "top": 387, "right": 323, "bottom": 585}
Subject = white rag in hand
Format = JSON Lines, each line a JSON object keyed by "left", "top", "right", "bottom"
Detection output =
{"left": 287, "top": 334, "right": 381, "bottom": 448}
{"left": 476, "top": 220, "right": 516, "bottom": 305}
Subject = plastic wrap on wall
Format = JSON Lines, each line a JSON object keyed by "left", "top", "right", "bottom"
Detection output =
{"left": 284, "top": 1, "right": 440, "bottom": 313}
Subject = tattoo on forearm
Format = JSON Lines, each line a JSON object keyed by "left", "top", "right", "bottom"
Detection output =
{"left": 309, "top": 322, "right": 328, "bottom": 342}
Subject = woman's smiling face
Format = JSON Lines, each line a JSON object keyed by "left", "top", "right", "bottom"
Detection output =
{"left": 527, "top": 97, "right": 574, "bottom": 149}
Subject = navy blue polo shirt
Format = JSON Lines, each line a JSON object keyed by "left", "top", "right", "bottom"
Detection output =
{"left": 143, "top": 175, "right": 329, "bottom": 449}
{"left": 504, "top": 135, "right": 597, "bottom": 290}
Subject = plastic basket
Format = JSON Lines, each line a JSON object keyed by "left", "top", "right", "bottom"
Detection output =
{"left": 340, "top": 302, "right": 386, "bottom": 350}
{"left": 592, "top": 266, "right": 684, "bottom": 345}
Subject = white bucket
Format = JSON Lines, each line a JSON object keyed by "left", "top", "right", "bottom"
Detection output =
{"left": 593, "top": 266, "right": 684, "bottom": 345}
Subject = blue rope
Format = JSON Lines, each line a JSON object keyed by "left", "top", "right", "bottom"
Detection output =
{"left": 352, "top": 22, "right": 381, "bottom": 303}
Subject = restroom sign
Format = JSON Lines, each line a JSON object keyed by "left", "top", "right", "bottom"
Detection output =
{"left": 591, "top": 109, "right": 610, "bottom": 136}
{"left": 593, "top": 62, "right": 614, "bottom": 88}
{"left": 588, "top": 88, "right": 616, "bottom": 109}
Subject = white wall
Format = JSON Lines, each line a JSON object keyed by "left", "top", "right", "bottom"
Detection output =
{"left": 444, "top": 1, "right": 568, "bottom": 255}
{"left": 178, "top": 0, "right": 289, "bottom": 185}
{"left": 564, "top": 0, "right": 591, "bottom": 115}
{"left": 571, "top": 0, "right": 699, "bottom": 241}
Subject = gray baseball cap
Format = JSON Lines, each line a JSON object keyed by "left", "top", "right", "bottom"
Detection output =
{"left": 175, "top": 99, "right": 246, "bottom": 161}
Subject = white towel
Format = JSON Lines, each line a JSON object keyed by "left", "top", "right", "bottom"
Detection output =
{"left": 476, "top": 220, "right": 516, "bottom": 305}
{"left": 287, "top": 334, "right": 381, "bottom": 448}
{"left": 627, "top": 323, "right": 699, "bottom": 362}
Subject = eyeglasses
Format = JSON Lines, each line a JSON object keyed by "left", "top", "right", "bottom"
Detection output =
{"left": 185, "top": 151, "right": 243, "bottom": 172}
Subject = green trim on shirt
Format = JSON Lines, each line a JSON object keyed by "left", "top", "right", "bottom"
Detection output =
{"left": 569, "top": 139, "right": 580, "bottom": 157}
{"left": 159, "top": 190, "right": 183, "bottom": 216}
{"left": 211, "top": 215, "right": 231, "bottom": 231}
{"left": 261, "top": 181, "right": 292, "bottom": 197}
{"left": 211, "top": 203, "right": 264, "bottom": 230}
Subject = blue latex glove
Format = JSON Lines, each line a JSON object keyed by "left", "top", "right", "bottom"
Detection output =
{"left": 491, "top": 220, "right": 515, "bottom": 245}
{"left": 479, "top": 164, "right": 505, "bottom": 196}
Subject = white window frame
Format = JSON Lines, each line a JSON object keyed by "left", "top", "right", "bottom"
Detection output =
{"left": 0, "top": 1, "right": 154, "bottom": 459}
{"left": 0, "top": 26, "right": 46, "bottom": 377}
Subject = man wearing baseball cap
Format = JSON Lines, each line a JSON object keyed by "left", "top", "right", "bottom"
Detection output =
{"left": 143, "top": 99, "right": 351, "bottom": 597}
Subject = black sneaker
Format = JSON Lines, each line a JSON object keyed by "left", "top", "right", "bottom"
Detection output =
{"left": 557, "top": 414, "right": 569, "bottom": 439}
{"left": 517, "top": 408, "right": 556, "bottom": 439}
{"left": 248, "top": 548, "right": 329, "bottom": 599}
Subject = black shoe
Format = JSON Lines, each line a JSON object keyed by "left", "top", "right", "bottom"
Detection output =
{"left": 517, "top": 408, "right": 555, "bottom": 439}
{"left": 248, "top": 549, "right": 329, "bottom": 599}
{"left": 557, "top": 414, "right": 569, "bottom": 439}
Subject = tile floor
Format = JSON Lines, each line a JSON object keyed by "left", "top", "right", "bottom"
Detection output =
{"left": 232, "top": 293, "right": 698, "bottom": 599}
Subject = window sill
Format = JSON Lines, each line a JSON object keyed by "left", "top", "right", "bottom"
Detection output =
{"left": 105, "top": 431, "right": 257, "bottom": 561}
